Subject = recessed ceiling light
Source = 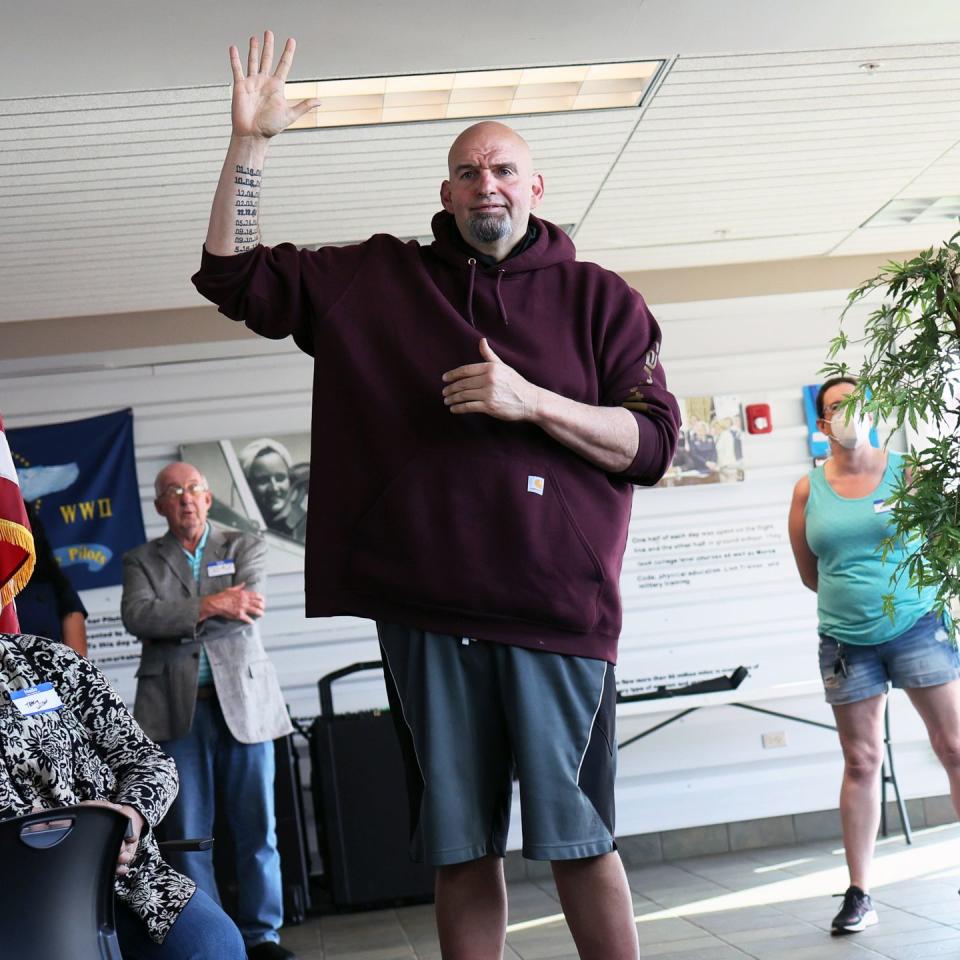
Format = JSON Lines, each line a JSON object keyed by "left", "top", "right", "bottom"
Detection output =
{"left": 285, "top": 62, "right": 662, "bottom": 129}
{"left": 863, "top": 197, "right": 960, "bottom": 228}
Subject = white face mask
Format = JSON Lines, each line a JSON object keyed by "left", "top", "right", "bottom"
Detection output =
{"left": 829, "top": 410, "right": 872, "bottom": 449}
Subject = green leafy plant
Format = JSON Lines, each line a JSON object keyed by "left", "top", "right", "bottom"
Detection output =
{"left": 822, "top": 226, "right": 960, "bottom": 620}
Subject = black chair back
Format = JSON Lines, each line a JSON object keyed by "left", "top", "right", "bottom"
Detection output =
{"left": 0, "top": 805, "right": 127, "bottom": 960}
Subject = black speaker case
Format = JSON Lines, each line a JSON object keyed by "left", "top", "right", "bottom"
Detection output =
{"left": 311, "top": 662, "right": 435, "bottom": 909}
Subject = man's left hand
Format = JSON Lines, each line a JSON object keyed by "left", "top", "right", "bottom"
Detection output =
{"left": 442, "top": 339, "right": 540, "bottom": 421}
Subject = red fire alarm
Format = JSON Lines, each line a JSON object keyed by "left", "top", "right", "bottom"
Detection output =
{"left": 745, "top": 403, "right": 773, "bottom": 434}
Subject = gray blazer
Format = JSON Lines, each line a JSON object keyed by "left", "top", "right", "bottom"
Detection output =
{"left": 121, "top": 526, "right": 292, "bottom": 744}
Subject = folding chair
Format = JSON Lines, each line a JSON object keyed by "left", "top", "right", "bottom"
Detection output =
{"left": 0, "top": 805, "right": 128, "bottom": 960}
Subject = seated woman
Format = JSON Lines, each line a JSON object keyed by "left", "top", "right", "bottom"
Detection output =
{"left": 0, "top": 628, "right": 246, "bottom": 960}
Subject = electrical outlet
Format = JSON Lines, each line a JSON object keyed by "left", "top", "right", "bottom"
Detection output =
{"left": 762, "top": 731, "right": 787, "bottom": 749}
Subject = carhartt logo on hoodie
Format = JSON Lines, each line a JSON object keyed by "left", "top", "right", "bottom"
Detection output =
{"left": 527, "top": 476, "right": 545, "bottom": 496}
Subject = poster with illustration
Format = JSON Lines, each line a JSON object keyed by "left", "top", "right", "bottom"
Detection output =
{"left": 656, "top": 395, "right": 745, "bottom": 487}
{"left": 180, "top": 433, "right": 310, "bottom": 575}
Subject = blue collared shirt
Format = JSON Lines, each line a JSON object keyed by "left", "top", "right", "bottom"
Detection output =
{"left": 181, "top": 524, "right": 214, "bottom": 687}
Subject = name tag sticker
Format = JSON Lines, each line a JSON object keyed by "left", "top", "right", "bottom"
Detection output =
{"left": 10, "top": 682, "right": 64, "bottom": 717}
{"left": 873, "top": 500, "right": 894, "bottom": 514}
{"left": 207, "top": 559, "right": 236, "bottom": 577}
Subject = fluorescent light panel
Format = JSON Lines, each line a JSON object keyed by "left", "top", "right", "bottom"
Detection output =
{"left": 286, "top": 62, "right": 660, "bottom": 129}
{"left": 864, "top": 197, "right": 960, "bottom": 228}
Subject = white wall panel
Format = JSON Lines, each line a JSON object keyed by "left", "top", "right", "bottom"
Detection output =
{"left": 2, "top": 286, "right": 951, "bottom": 851}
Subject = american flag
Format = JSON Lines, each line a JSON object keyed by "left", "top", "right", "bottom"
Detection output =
{"left": 0, "top": 414, "right": 35, "bottom": 632}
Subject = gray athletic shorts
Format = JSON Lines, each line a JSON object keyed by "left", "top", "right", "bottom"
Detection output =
{"left": 378, "top": 623, "right": 617, "bottom": 865}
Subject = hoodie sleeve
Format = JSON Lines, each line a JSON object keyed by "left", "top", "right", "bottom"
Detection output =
{"left": 191, "top": 241, "right": 371, "bottom": 357}
{"left": 596, "top": 284, "right": 680, "bottom": 486}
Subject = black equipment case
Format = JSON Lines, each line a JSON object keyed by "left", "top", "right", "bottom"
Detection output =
{"left": 310, "top": 661, "right": 435, "bottom": 908}
{"left": 274, "top": 732, "right": 312, "bottom": 923}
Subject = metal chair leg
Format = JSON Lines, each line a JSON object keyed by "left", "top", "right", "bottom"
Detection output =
{"left": 880, "top": 699, "right": 912, "bottom": 844}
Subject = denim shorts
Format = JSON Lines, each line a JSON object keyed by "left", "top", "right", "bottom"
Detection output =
{"left": 818, "top": 610, "right": 960, "bottom": 705}
{"left": 378, "top": 623, "right": 617, "bottom": 865}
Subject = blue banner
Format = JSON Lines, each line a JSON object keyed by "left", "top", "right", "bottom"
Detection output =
{"left": 8, "top": 409, "right": 145, "bottom": 591}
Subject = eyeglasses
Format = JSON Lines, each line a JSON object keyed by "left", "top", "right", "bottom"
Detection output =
{"left": 158, "top": 482, "right": 209, "bottom": 500}
{"left": 823, "top": 401, "right": 848, "bottom": 415}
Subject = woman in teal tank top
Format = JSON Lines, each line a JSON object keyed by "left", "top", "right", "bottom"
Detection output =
{"left": 788, "top": 377, "right": 960, "bottom": 936}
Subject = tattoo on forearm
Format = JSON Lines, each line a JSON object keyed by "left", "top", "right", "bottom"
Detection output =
{"left": 234, "top": 164, "right": 262, "bottom": 253}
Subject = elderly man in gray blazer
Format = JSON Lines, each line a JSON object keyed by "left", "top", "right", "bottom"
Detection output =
{"left": 122, "top": 460, "right": 295, "bottom": 960}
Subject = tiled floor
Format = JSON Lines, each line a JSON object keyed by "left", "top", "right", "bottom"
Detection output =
{"left": 278, "top": 823, "right": 960, "bottom": 959}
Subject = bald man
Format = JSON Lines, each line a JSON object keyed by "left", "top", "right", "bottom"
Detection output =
{"left": 192, "top": 32, "right": 680, "bottom": 960}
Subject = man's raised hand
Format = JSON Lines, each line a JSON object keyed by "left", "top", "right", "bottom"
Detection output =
{"left": 228, "top": 31, "right": 319, "bottom": 141}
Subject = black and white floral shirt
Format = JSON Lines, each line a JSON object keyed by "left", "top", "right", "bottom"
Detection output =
{"left": 0, "top": 633, "right": 195, "bottom": 943}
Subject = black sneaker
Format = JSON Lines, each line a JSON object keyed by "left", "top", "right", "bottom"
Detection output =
{"left": 247, "top": 942, "right": 296, "bottom": 960}
{"left": 831, "top": 885, "right": 878, "bottom": 934}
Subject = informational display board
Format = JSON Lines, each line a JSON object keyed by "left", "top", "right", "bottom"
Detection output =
{"left": 616, "top": 473, "right": 819, "bottom": 710}
{"left": 88, "top": 476, "right": 817, "bottom": 724}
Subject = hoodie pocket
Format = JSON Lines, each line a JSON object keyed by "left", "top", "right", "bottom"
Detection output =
{"left": 346, "top": 451, "right": 605, "bottom": 633}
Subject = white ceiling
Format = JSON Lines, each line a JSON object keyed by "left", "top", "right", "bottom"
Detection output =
{"left": 4, "top": 0, "right": 960, "bottom": 324}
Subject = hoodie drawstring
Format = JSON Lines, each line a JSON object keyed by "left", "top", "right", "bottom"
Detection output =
{"left": 465, "top": 259, "right": 510, "bottom": 328}
{"left": 494, "top": 269, "right": 509, "bottom": 326}
{"left": 465, "top": 258, "right": 477, "bottom": 328}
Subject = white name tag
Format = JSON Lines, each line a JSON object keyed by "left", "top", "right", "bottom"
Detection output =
{"left": 873, "top": 500, "right": 894, "bottom": 514}
{"left": 207, "top": 559, "right": 236, "bottom": 577}
{"left": 527, "top": 475, "right": 545, "bottom": 496}
{"left": 10, "top": 682, "right": 64, "bottom": 717}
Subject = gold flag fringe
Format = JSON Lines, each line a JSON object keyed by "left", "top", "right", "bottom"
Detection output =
{"left": 0, "top": 518, "right": 36, "bottom": 608}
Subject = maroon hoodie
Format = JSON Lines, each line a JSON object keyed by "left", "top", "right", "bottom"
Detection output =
{"left": 192, "top": 213, "right": 679, "bottom": 663}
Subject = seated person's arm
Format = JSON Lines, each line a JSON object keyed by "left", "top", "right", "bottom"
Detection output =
{"left": 64, "top": 653, "right": 179, "bottom": 854}
{"left": 61, "top": 611, "right": 88, "bottom": 657}
{"left": 50, "top": 552, "right": 88, "bottom": 656}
